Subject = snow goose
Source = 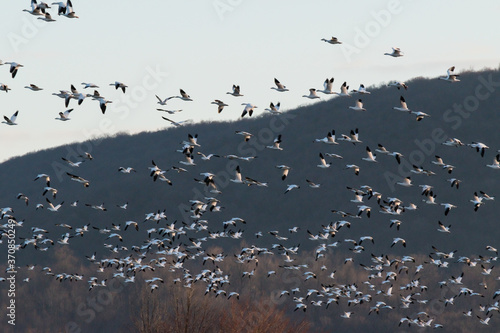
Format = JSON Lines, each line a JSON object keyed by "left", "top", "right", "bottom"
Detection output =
{"left": 441, "top": 203, "right": 457, "bottom": 216}
{"left": 351, "top": 84, "right": 371, "bottom": 94}
{"left": 349, "top": 99, "right": 366, "bottom": 111}
{"left": 470, "top": 192, "right": 484, "bottom": 211}
{"left": 0, "top": 84, "right": 11, "bottom": 93}
{"left": 319, "top": 78, "right": 334, "bottom": 94}
{"left": 384, "top": 47, "right": 403, "bottom": 57}
{"left": 175, "top": 89, "right": 192, "bottom": 101}
{"left": 235, "top": 130, "right": 253, "bottom": 141}
{"left": 4, "top": 62, "right": 23, "bottom": 78}
{"left": 46, "top": 198, "right": 63, "bottom": 212}
{"left": 321, "top": 36, "right": 342, "bottom": 44}
{"left": 362, "top": 146, "right": 377, "bottom": 162}
{"left": 241, "top": 103, "right": 257, "bottom": 117}
{"left": 486, "top": 154, "right": 500, "bottom": 169}
{"left": 61, "top": 157, "right": 83, "bottom": 167}
{"left": 81, "top": 82, "right": 99, "bottom": 89}
{"left": 314, "top": 130, "right": 338, "bottom": 145}
{"left": 439, "top": 66, "right": 460, "bottom": 82}
{"left": 391, "top": 237, "right": 406, "bottom": 247}
{"left": 55, "top": 109, "right": 73, "bottom": 121}
{"left": 284, "top": 184, "right": 300, "bottom": 194}
{"left": 2, "top": 111, "right": 19, "bottom": 125}
{"left": 411, "top": 111, "right": 430, "bottom": 121}
{"left": 66, "top": 172, "right": 90, "bottom": 187}
{"left": 467, "top": 142, "right": 489, "bottom": 157}
{"left": 161, "top": 116, "right": 190, "bottom": 127}
{"left": 227, "top": 84, "right": 243, "bottom": 96}
{"left": 109, "top": 81, "right": 127, "bottom": 93}
{"left": 388, "top": 81, "right": 408, "bottom": 90}
{"left": 264, "top": 102, "right": 281, "bottom": 114}
{"left": 156, "top": 108, "right": 182, "bottom": 114}
{"left": 336, "top": 81, "right": 350, "bottom": 96}
{"left": 306, "top": 179, "right": 320, "bottom": 188}
{"left": 38, "top": 12, "right": 56, "bottom": 22}
{"left": 155, "top": 95, "right": 174, "bottom": 105}
{"left": 271, "top": 78, "right": 289, "bottom": 92}
{"left": 99, "top": 99, "right": 113, "bottom": 114}
{"left": 437, "top": 221, "right": 451, "bottom": 233}
{"left": 25, "top": 84, "right": 43, "bottom": 91}
{"left": 211, "top": 100, "right": 228, "bottom": 113}
{"left": 317, "top": 153, "right": 331, "bottom": 168}
{"left": 276, "top": 165, "right": 291, "bottom": 180}
{"left": 302, "top": 88, "right": 320, "bottom": 99}
{"left": 266, "top": 134, "right": 283, "bottom": 150}
{"left": 393, "top": 96, "right": 410, "bottom": 112}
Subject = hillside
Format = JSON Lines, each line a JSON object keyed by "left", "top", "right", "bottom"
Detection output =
{"left": 1, "top": 69, "right": 499, "bottom": 332}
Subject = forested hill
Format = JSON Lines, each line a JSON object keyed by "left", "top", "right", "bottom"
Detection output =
{"left": 1, "top": 69, "right": 499, "bottom": 332}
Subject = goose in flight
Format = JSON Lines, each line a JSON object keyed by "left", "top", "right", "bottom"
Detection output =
{"left": 314, "top": 130, "right": 338, "bottom": 145}
{"left": 66, "top": 172, "right": 90, "bottom": 187}
{"left": 349, "top": 99, "right": 366, "bottom": 111}
{"left": 52, "top": 1, "right": 72, "bottom": 15}
{"left": 241, "top": 103, "right": 257, "bottom": 117}
{"left": 156, "top": 108, "right": 182, "bottom": 114}
{"left": 235, "top": 131, "right": 253, "bottom": 142}
{"left": 393, "top": 96, "right": 410, "bottom": 112}
{"left": 276, "top": 165, "right": 291, "bottom": 180}
{"left": 376, "top": 144, "right": 403, "bottom": 164}
{"left": 211, "top": 100, "right": 228, "bottom": 113}
{"left": 470, "top": 192, "right": 484, "bottom": 211}
{"left": 321, "top": 36, "right": 342, "bottom": 44}
{"left": 362, "top": 146, "right": 377, "bottom": 162}
{"left": 302, "top": 88, "right": 320, "bottom": 99}
{"left": 25, "top": 84, "right": 43, "bottom": 91}
{"left": 34, "top": 173, "right": 51, "bottom": 186}
{"left": 338, "top": 128, "right": 362, "bottom": 144}
{"left": 437, "top": 221, "right": 451, "bottom": 233}
{"left": 227, "top": 84, "right": 243, "bottom": 96}
{"left": 264, "top": 102, "right": 281, "bottom": 114}
{"left": 3, "top": 111, "right": 19, "bottom": 125}
{"left": 162, "top": 116, "right": 190, "bottom": 127}
{"left": 81, "top": 82, "right": 99, "bottom": 89}
{"left": 230, "top": 165, "right": 244, "bottom": 184}
{"left": 197, "top": 152, "right": 219, "bottom": 160}
{"left": 397, "top": 177, "right": 412, "bottom": 187}
{"left": 388, "top": 81, "right": 408, "bottom": 90}
{"left": 23, "top": 1, "right": 44, "bottom": 15}
{"left": 306, "top": 179, "right": 320, "bottom": 188}
{"left": 468, "top": 142, "right": 489, "bottom": 157}
{"left": 109, "top": 81, "right": 127, "bottom": 93}
{"left": 0, "top": 84, "right": 11, "bottom": 93}
{"left": 46, "top": 198, "right": 63, "bottom": 212}
{"left": 55, "top": 109, "right": 73, "bottom": 121}
{"left": 439, "top": 66, "right": 460, "bottom": 82}
{"left": 155, "top": 95, "right": 174, "bottom": 105}
{"left": 441, "top": 203, "right": 457, "bottom": 216}
{"left": 344, "top": 164, "right": 360, "bottom": 175}
{"left": 391, "top": 237, "right": 406, "bottom": 247}
{"left": 384, "top": 47, "right": 403, "bottom": 57}
{"left": 99, "top": 99, "right": 113, "bottom": 114}
{"left": 271, "top": 78, "right": 289, "bottom": 92}
{"left": 336, "top": 81, "right": 350, "bottom": 97}
{"left": 266, "top": 134, "right": 283, "bottom": 150}
{"left": 486, "top": 154, "right": 500, "bottom": 169}
{"left": 411, "top": 111, "right": 430, "bottom": 121}
{"left": 351, "top": 84, "right": 371, "bottom": 94}
{"left": 284, "top": 184, "right": 300, "bottom": 194}
{"left": 174, "top": 89, "right": 192, "bottom": 101}
{"left": 319, "top": 78, "right": 334, "bottom": 94}
{"left": 38, "top": 12, "right": 56, "bottom": 22}
{"left": 4, "top": 62, "right": 23, "bottom": 78}
{"left": 61, "top": 157, "right": 83, "bottom": 167}
{"left": 59, "top": 1, "right": 78, "bottom": 19}
{"left": 317, "top": 153, "right": 332, "bottom": 169}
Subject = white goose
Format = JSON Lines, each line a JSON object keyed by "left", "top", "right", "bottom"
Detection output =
{"left": 351, "top": 84, "right": 371, "bottom": 94}
{"left": 271, "top": 78, "right": 289, "bottom": 92}
{"left": 411, "top": 111, "right": 430, "bottom": 121}
{"left": 266, "top": 134, "right": 283, "bottom": 150}
{"left": 227, "top": 84, "right": 243, "bottom": 96}
{"left": 46, "top": 198, "right": 64, "bottom": 212}
{"left": 241, "top": 103, "right": 257, "bottom": 117}
{"left": 4, "top": 62, "right": 24, "bottom": 78}
{"left": 156, "top": 95, "right": 174, "bottom": 105}
{"left": 0, "top": 84, "right": 11, "bottom": 93}
{"left": 175, "top": 89, "right": 192, "bottom": 101}
{"left": 486, "top": 154, "right": 500, "bottom": 169}
{"left": 317, "top": 153, "right": 331, "bottom": 168}
{"left": 25, "top": 84, "right": 43, "bottom": 91}
{"left": 388, "top": 81, "right": 408, "bottom": 90}
{"left": 384, "top": 47, "right": 403, "bottom": 57}
{"left": 319, "top": 78, "right": 334, "bottom": 94}
{"left": 314, "top": 130, "right": 338, "bottom": 145}
{"left": 336, "top": 81, "right": 350, "bottom": 97}
{"left": 349, "top": 99, "right": 366, "bottom": 111}
{"left": 2, "top": 111, "right": 19, "bottom": 125}
{"left": 211, "top": 100, "right": 228, "bottom": 113}
{"left": 235, "top": 130, "right": 253, "bottom": 142}
{"left": 362, "top": 146, "right": 377, "bottom": 162}
{"left": 110, "top": 81, "right": 127, "bottom": 93}
{"left": 55, "top": 109, "right": 73, "bottom": 121}
{"left": 302, "top": 88, "right": 320, "bottom": 99}
{"left": 393, "top": 96, "right": 410, "bottom": 112}
{"left": 264, "top": 102, "right": 281, "bottom": 114}
{"left": 439, "top": 66, "right": 460, "bottom": 82}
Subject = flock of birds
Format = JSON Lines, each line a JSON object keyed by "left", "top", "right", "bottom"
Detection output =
{"left": 1, "top": 4, "right": 500, "bottom": 331}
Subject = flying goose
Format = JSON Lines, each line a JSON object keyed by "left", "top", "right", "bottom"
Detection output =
{"left": 118, "top": 167, "right": 136, "bottom": 173}
{"left": 109, "top": 81, "right": 127, "bottom": 93}
{"left": 174, "top": 89, "right": 192, "bottom": 101}
{"left": 46, "top": 198, "right": 63, "bottom": 212}
{"left": 0, "top": 84, "right": 11, "bottom": 93}
{"left": 2, "top": 111, "right": 19, "bottom": 125}
{"left": 66, "top": 172, "right": 90, "bottom": 187}
{"left": 38, "top": 12, "right": 56, "bottom": 22}
{"left": 388, "top": 81, "right": 408, "bottom": 90}
{"left": 25, "top": 84, "right": 43, "bottom": 91}
{"left": 156, "top": 95, "right": 174, "bottom": 105}
{"left": 55, "top": 109, "right": 73, "bottom": 121}
{"left": 393, "top": 96, "right": 410, "bottom": 112}
{"left": 314, "top": 130, "right": 338, "bottom": 145}
{"left": 276, "top": 165, "right": 291, "bottom": 180}
{"left": 271, "top": 78, "right": 289, "bottom": 92}
{"left": 284, "top": 184, "right": 300, "bottom": 194}
{"left": 319, "top": 78, "right": 334, "bottom": 94}
{"left": 441, "top": 203, "right": 457, "bottom": 216}
{"left": 264, "top": 102, "right": 281, "bottom": 114}
{"left": 302, "top": 88, "right": 320, "bottom": 99}
{"left": 321, "top": 37, "right": 342, "bottom": 44}
{"left": 486, "top": 154, "right": 500, "bottom": 169}
{"left": 362, "top": 147, "right": 377, "bottom": 162}
{"left": 351, "top": 84, "right": 371, "bottom": 94}
{"left": 235, "top": 131, "right": 253, "bottom": 141}
{"left": 241, "top": 103, "right": 257, "bottom": 117}
{"left": 439, "top": 66, "right": 460, "bottom": 82}
{"left": 5, "top": 62, "right": 24, "bottom": 78}
{"left": 317, "top": 153, "right": 331, "bottom": 168}
{"left": 349, "top": 99, "right": 366, "bottom": 111}
{"left": 61, "top": 157, "right": 83, "bottom": 167}
{"left": 384, "top": 47, "right": 403, "bottom": 57}
{"left": 227, "top": 84, "right": 243, "bottom": 96}
{"left": 266, "top": 134, "right": 283, "bottom": 150}
{"left": 211, "top": 100, "right": 228, "bottom": 113}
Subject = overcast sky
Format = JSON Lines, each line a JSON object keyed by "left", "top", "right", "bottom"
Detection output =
{"left": 1, "top": 0, "right": 499, "bottom": 162}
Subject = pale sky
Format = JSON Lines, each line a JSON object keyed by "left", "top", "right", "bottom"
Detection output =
{"left": 1, "top": 0, "right": 499, "bottom": 162}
